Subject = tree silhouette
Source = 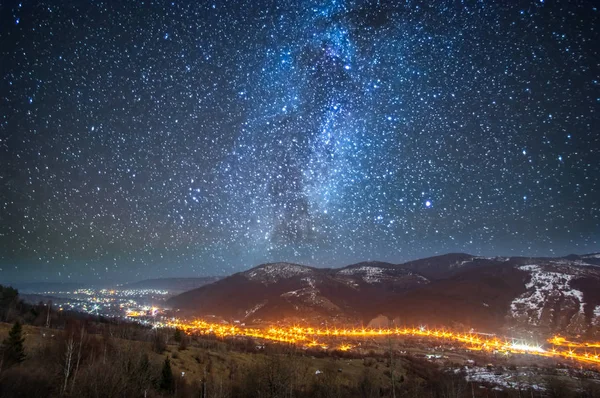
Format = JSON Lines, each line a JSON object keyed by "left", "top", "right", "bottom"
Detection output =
{"left": 159, "top": 356, "right": 175, "bottom": 393}
{"left": 1, "top": 321, "right": 26, "bottom": 367}
{"left": 0, "top": 286, "right": 18, "bottom": 308}
{"left": 0, "top": 285, "right": 19, "bottom": 322}
{"left": 173, "top": 327, "right": 182, "bottom": 343}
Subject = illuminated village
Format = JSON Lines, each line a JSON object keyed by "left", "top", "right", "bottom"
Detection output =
{"left": 42, "top": 286, "right": 600, "bottom": 370}
{"left": 159, "top": 318, "right": 600, "bottom": 367}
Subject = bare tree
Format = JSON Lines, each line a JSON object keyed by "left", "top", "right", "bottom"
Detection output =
{"left": 45, "top": 300, "right": 52, "bottom": 328}
{"left": 63, "top": 334, "right": 75, "bottom": 394}
{"left": 71, "top": 326, "right": 85, "bottom": 392}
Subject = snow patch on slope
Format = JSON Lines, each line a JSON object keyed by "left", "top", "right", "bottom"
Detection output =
{"left": 551, "top": 258, "right": 595, "bottom": 267}
{"left": 302, "top": 277, "right": 316, "bottom": 289}
{"left": 451, "top": 255, "right": 491, "bottom": 268}
{"left": 463, "top": 367, "right": 545, "bottom": 392}
{"left": 593, "top": 306, "right": 600, "bottom": 327}
{"left": 245, "top": 263, "right": 311, "bottom": 281}
{"left": 280, "top": 286, "right": 339, "bottom": 311}
{"left": 510, "top": 264, "right": 585, "bottom": 325}
{"left": 244, "top": 302, "right": 265, "bottom": 319}
{"left": 338, "top": 266, "right": 384, "bottom": 284}
{"left": 281, "top": 287, "right": 318, "bottom": 304}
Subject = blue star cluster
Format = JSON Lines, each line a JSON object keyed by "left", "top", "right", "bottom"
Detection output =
{"left": 1, "top": 0, "right": 598, "bottom": 282}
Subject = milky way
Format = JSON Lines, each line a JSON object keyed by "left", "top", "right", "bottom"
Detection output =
{"left": 1, "top": 1, "right": 599, "bottom": 282}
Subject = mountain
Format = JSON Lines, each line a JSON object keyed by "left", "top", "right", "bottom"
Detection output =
{"left": 120, "top": 277, "right": 221, "bottom": 293}
{"left": 508, "top": 256, "right": 600, "bottom": 337}
{"left": 377, "top": 261, "right": 528, "bottom": 330}
{"left": 167, "top": 254, "right": 600, "bottom": 338}
{"left": 168, "top": 261, "right": 428, "bottom": 322}
{"left": 575, "top": 252, "right": 600, "bottom": 266}
{"left": 400, "top": 253, "right": 503, "bottom": 280}
{"left": 389, "top": 254, "right": 600, "bottom": 337}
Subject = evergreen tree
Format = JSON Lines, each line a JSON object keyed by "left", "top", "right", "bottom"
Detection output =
{"left": 0, "top": 285, "right": 19, "bottom": 321}
{"left": 0, "top": 286, "right": 18, "bottom": 306}
{"left": 159, "top": 356, "right": 175, "bottom": 393}
{"left": 173, "top": 327, "right": 182, "bottom": 343}
{"left": 138, "top": 352, "right": 150, "bottom": 374}
{"left": 1, "top": 321, "right": 25, "bottom": 367}
{"left": 152, "top": 330, "right": 166, "bottom": 353}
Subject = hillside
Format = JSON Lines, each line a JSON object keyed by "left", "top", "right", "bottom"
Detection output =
{"left": 167, "top": 254, "right": 600, "bottom": 338}
{"left": 0, "top": 321, "right": 417, "bottom": 397}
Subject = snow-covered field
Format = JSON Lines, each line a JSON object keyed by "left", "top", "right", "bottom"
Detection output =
{"left": 463, "top": 367, "right": 545, "bottom": 392}
{"left": 510, "top": 264, "right": 585, "bottom": 325}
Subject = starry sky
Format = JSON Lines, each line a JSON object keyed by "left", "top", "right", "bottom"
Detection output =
{"left": 1, "top": 0, "right": 599, "bottom": 283}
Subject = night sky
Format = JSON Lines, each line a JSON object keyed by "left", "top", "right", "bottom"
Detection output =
{"left": 1, "top": 1, "right": 599, "bottom": 283}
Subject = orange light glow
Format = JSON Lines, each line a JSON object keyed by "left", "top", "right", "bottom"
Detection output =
{"left": 165, "top": 319, "right": 600, "bottom": 367}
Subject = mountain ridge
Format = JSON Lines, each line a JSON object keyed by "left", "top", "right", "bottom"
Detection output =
{"left": 120, "top": 276, "right": 221, "bottom": 292}
{"left": 167, "top": 253, "right": 600, "bottom": 338}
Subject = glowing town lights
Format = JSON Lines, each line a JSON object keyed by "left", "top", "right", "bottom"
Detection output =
{"left": 162, "top": 318, "right": 600, "bottom": 367}
{"left": 338, "top": 343, "right": 354, "bottom": 351}
{"left": 549, "top": 336, "right": 600, "bottom": 349}
{"left": 509, "top": 342, "right": 546, "bottom": 353}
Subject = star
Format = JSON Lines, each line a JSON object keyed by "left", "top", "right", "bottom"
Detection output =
{"left": 0, "top": 0, "right": 597, "bottom": 282}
